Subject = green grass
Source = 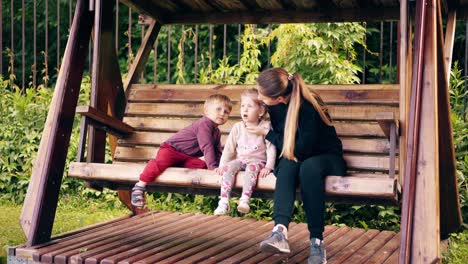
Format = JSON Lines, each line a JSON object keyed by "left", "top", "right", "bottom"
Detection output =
{"left": 0, "top": 196, "right": 128, "bottom": 264}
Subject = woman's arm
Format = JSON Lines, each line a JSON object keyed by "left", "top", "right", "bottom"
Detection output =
{"left": 246, "top": 123, "right": 284, "bottom": 151}
{"left": 265, "top": 130, "right": 283, "bottom": 151}
{"left": 264, "top": 139, "right": 276, "bottom": 171}
{"left": 259, "top": 140, "right": 276, "bottom": 178}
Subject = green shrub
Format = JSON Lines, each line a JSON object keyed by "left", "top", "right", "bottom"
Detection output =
{"left": 0, "top": 75, "right": 121, "bottom": 207}
{"left": 0, "top": 77, "right": 53, "bottom": 202}
{"left": 266, "top": 23, "right": 366, "bottom": 84}
{"left": 449, "top": 62, "right": 468, "bottom": 222}
{"left": 442, "top": 229, "right": 468, "bottom": 263}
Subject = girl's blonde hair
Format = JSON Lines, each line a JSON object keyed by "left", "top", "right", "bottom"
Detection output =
{"left": 256, "top": 68, "right": 332, "bottom": 161}
{"left": 241, "top": 88, "right": 267, "bottom": 120}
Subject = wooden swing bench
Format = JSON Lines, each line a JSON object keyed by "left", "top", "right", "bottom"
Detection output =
{"left": 68, "top": 83, "right": 401, "bottom": 205}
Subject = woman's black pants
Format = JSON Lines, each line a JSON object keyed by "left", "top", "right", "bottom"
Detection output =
{"left": 273, "top": 153, "right": 346, "bottom": 240}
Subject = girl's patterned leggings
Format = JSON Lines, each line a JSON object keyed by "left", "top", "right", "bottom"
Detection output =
{"left": 219, "top": 160, "right": 263, "bottom": 199}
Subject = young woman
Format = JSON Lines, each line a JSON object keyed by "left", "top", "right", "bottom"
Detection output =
{"left": 247, "top": 68, "right": 346, "bottom": 264}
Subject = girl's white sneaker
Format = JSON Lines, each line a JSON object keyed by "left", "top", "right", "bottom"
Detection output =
{"left": 237, "top": 197, "right": 250, "bottom": 214}
{"left": 214, "top": 200, "right": 230, "bottom": 215}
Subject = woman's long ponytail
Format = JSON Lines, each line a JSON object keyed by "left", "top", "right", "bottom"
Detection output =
{"left": 257, "top": 68, "right": 332, "bottom": 161}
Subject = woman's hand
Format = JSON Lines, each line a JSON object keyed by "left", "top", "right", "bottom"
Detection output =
{"left": 246, "top": 125, "right": 269, "bottom": 136}
{"left": 258, "top": 167, "right": 272, "bottom": 178}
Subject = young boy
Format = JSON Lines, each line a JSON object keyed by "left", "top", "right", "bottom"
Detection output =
{"left": 131, "top": 94, "right": 233, "bottom": 208}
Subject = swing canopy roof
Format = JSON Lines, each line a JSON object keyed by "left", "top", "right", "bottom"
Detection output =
{"left": 123, "top": 0, "right": 468, "bottom": 24}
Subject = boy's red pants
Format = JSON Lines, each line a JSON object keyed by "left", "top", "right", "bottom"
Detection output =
{"left": 139, "top": 143, "right": 207, "bottom": 183}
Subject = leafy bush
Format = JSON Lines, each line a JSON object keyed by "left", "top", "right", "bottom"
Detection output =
{"left": 196, "top": 25, "right": 262, "bottom": 85}
{"left": 0, "top": 75, "right": 121, "bottom": 206}
{"left": 266, "top": 23, "right": 366, "bottom": 84}
{"left": 442, "top": 229, "right": 468, "bottom": 264}
{"left": 0, "top": 77, "right": 53, "bottom": 202}
{"left": 449, "top": 62, "right": 468, "bottom": 222}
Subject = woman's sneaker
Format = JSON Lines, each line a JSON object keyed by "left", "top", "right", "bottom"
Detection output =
{"left": 308, "top": 238, "right": 326, "bottom": 264}
{"left": 259, "top": 225, "right": 290, "bottom": 253}
{"left": 214, "top": 200, "right": 230, "bottom": 215}
{"left": 237, "top": 197, "right": 250, "bottom": 214}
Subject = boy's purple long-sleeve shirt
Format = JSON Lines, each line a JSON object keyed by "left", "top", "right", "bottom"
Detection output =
{"left": 164, "top": 116, "right": 222, "bottom": 169}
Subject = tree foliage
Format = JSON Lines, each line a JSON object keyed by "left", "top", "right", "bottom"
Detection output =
{"left": 197, "top": 25, "right": 262, "bottom": 84}
{"left": 266, "top": 23, "right": 366, "bottom": 84}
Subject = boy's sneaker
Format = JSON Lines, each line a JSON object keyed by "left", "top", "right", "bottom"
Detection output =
{"left": 308, "top": 238, "right": 327, "bottom": 264}
{"left": 237, "top": 197, "right": 250, "bottom": 214}
{"left": 259, "top": 225, "right": 290, "bottom": 253}
{"left": 214, "top": 200, "right": 230, "bottom": 215}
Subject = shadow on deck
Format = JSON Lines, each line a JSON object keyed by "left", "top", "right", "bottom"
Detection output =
{"left": 9, "top": 211, "right": 400, "bottom": 263}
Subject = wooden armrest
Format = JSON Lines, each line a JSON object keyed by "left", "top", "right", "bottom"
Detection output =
{"left": 76, "top": 106, "right": 134, "bottom": 136}
{"left": 376, "top": 112, "right": 399, "bottom": 139}
{"left": 376, "top": 112, "right": 398, "bottom": 179}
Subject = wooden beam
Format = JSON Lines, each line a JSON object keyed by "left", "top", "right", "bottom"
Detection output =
{"left": 88, "top": 0, "right": 113, "bottom": 164}
{"left": 399, "top": 0, "right": 428, "bottom": 261}
{"left": 444, "top": 10, "right": 456, "bottom": 81}
{"left": 124, "top": 103, "right": 398, "bottom": 121}
{"left": 168, "top": 0, "right": 194, "bottom": 12}
{"left": 77, "top": 118, "right": 87, "bottom": 162}
{"left": 101, "top": 23, "right": 125, "bottom": 159}
{"left": 436, "top": 2, "right": 462, "bottom": 239}
{"left": 401, "top": 0, "right": 441, "bottom": 261}
{"left": 76, "top": 106, "right": 134, "bottom": 136}
{"left": 122, "top": 117, "right": 391, "bottom": 137}
{"left": 123, "top": 19, "right": 161, "bottom": 93}
{"left": 68, "top": 162, "right": 399, "bottom": 201}
{"left": 92, "top": 0, "right": 137, "bottom": 213}
{"left": 119, "top": 17, "right": 161, "bottom": 213}
{"left": 316, "top": 0, "right": 336, "bottom": 9}
{"left": 106, "top": 49, "right": 126, "bottom": 155}
{"left": 126, "top": 84, "right": 400, "bottom": 104}
{"left": 399, "top": 0, "right": 408, "bottom": 188}
{"left": 277, "top": 0, "right": 298, "bottom": 10}
{"left": 161, "top": 8, "right": 400, "bottom": 24}
{"left": 20, "top": 0, "right": 92, "bottom": 246}
{"left": 376, "top": 112, "right": 400, "bottom": 139}
{"left": 130, "top": 84, "right": 400, "bottom": 90}
{"left": 411, "top": 0, "right": 440, "bottom": 260}
{"left": 237, "top": 0, "right": 262, "bottom": 10}
{"left": 120, "top": 0, "right": 166, "bottom": 23}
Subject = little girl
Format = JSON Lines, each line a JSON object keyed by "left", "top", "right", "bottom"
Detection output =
{"left": 214, "top": 89, "right": 276, "bottom": 215}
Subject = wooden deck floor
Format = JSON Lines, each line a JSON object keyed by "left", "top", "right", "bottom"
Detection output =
{"left": 11, "top": 211, "right": 400, "bottom": 264}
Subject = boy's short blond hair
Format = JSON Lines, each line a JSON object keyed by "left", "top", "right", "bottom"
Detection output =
{"left": 204, "top": 94, "right": 233, "bottom": 111}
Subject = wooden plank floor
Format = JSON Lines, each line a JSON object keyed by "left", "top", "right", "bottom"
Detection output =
{"left": 11, "top": 211, "right": 400, "bottom": 264}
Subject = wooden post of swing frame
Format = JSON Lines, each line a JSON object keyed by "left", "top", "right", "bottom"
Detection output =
{"left": 118, "top": 18, "right": 161, "bottom": 214}
{"left": 20, "top": 0, "right": 93, "bottom": 246}
{"left": 412, "top": 1, "right": 440, "bottom": 261}
{"left": 400, "top": 0, "right": 441, "bottom": 262}
{"left": 399, "top": 0, "right": 408, "bottom": 189}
